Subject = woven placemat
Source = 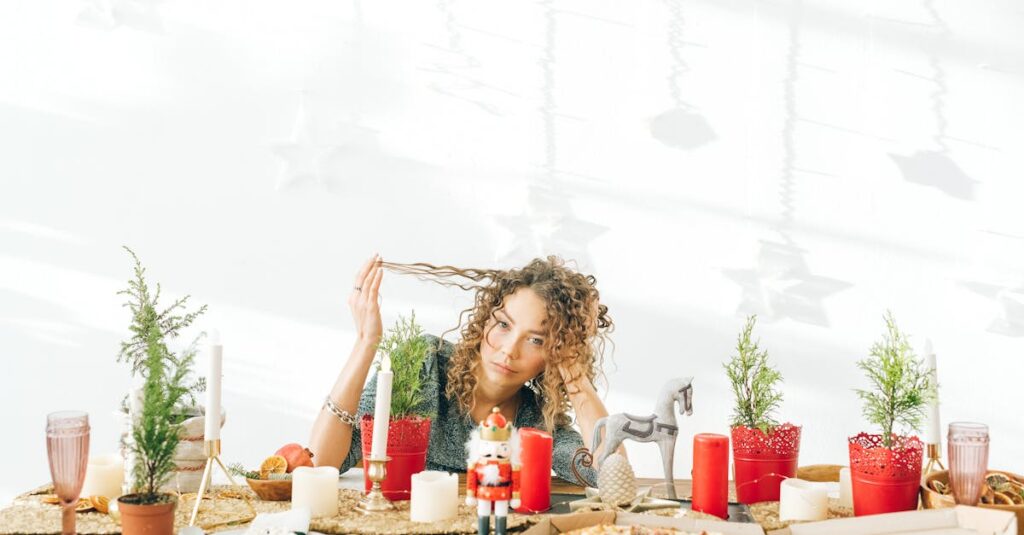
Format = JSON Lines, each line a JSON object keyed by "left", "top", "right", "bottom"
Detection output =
{"left": 747, "top": 498, "right": 854, "bottom": 531}
{"left": 0, "top": 485, "right": 546, "bottom": 534}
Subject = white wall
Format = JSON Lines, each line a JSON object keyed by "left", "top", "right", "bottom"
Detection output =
{"left": 2, "top": 0, "right": 1023, "bottom": 504}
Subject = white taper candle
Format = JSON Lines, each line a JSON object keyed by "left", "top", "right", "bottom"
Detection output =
{"left": 370, "top": 355, "right": 393, "bottom": 460}
{"left": 204, "top": 330, "right": 223, "bottom": 441}
{"left": 922, "top": 339, "right": 941, "bottom": 445}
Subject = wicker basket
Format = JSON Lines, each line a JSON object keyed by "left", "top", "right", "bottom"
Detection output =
{"left": 245, "top": 478, "right": 292, "bottom": 501}
{"left": 921, "top": 470, "right": 1024, "bottom": 535}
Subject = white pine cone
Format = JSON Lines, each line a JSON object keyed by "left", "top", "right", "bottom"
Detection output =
{"left": 597, "top": 453, "right": 637, "bottom": 506}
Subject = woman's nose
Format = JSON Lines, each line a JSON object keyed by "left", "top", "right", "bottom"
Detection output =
{"left": 501, "top": 341, "right": 519, "bottom": 360}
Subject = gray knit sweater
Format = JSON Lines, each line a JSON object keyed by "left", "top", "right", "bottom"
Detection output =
{"left": 338, "top": 335, "right": 597, "bottom": 486}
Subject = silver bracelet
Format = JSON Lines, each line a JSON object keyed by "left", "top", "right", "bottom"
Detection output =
{"left": 323, "top": 396, "right": 358, "bottom": 426}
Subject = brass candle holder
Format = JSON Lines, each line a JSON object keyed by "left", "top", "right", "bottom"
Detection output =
{"left": 924, "top": 442, "right": 946, "bottom": 474}
{"left": 189, "top": 440, "right": 240, "bottom": 526}
{"left": 357, "top": 456, "right": 396, "bottom": 514}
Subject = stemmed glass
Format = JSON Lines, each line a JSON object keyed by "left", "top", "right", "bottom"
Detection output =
{"left": 46, "top": 412, "right": 90, "bottom": 535}
{"left": 947, "top": 422, "right": 989, "bottom": 506}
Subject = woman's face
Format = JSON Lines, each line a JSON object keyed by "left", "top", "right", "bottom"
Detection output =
{"left": 479, "top": 287, "right": 549, "bottom": 389}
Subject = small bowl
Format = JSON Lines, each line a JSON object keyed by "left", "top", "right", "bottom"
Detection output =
{"left": 246, "top": 478, "right": 292, "bottom": 501}
{"left": 921, "top": 470, "right": 1024, "bottom": 535}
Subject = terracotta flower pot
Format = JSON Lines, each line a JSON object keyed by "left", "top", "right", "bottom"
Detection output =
{"left": 731, "top": 423, "right": 801, "bottom": 504}
{"left": 117, "top": 494, "right": 177, "bottom": 535}
{"left": 360, "top": 415, "right": 432, "bottom": 501}
{"left": 848, "top": 433, "right": 923, "bottom": 516}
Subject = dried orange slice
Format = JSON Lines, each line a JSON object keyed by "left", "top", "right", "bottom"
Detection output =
{"left": 259, "top": 455, "right": 288, "bottom": 480}
{"left": 89, "top": 495, "right": 110, "bottom": 514}
{"left": 75, "top": 498, "right": 94, "bottom": 512}
{"left": 40, "top": 495, "right": 60, "bottom": 505}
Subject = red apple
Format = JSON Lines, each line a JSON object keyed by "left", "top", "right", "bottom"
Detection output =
{"left": 275, "top": 443, "right": 314, "bottom": 473}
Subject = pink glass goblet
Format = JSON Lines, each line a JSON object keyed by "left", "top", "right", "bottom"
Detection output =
{"left": 46, "top": 411, "right": 90, "bottom": 535}
{"left": 947, "top": 422, "right": 989, "bottom": 506}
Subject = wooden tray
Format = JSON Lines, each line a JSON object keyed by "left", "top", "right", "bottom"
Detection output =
{"left": 921, "top": 470, "right": 1024, "bottom": 535}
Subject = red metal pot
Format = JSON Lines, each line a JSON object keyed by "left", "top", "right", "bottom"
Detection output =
{"left": 848, "top": 433, "right": 923, "bottom": 516}
{"left": 731, "top": 423, "right": 801, "bottom": 504}
{"left": 360, "top": 415, "right": 432, "bottom": 501}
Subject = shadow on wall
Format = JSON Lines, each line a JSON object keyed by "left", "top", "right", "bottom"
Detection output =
{"left": 492, "top": 0, "right": 607, "bottom": 272}
{"left": 723, "top": 240, "right": 851, "bottom": 328}
{"left": 78, "top": 0, "right": 165, "bottom": 33}
{"left": 888, "top": 150, "right": 977, "bottom": 201}
{"left": 887, "top": 0, "right": 979, "bottom": 201}
{"left": 960, "top": 282, "right": 1024, "bottom": 338}
{"left": 720, "top": 0, "right": 851, "bottom": 328}
{"left": 649, "top": 0, "right": 716, "bottom": 151}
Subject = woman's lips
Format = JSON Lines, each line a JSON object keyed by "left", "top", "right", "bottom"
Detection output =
{"left": 491, "top": 361, "right": 516, "bottom": 375}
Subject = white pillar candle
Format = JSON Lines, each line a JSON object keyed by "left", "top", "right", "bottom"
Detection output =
{"left": 410, "top": 471, "right": 459, "bottom": 523}
{"left": 779, "top": 479, "right": 828, "bottom": 522}
{"left": 292, "top": 466, "right": 339, "bottom": 518}
{"left": 370, "top": 355, "right": 393, "bottom": 460}
{"left": 80, "top": 454, "right": 124, "bottom": 500}
{"left": 838, "top": 467, "right": 853, "bottom": 509}
{"left": 922, "top": 339, "right": 941, "bottom": 445}
{"left": 205, "top": 330, "right": 223, "bottom": 441}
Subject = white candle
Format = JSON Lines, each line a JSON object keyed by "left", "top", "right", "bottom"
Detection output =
{"left": 839, "top": 467, "right": 853, "bottom": 509}
{"left": 204, "top": 330, "right": 223, "bottom": 441}
{"left": 410, "top": 471, "right": 459, "bottom": 523}
{"left": 922, "top": 339, "right": 941, "bottom": 444}
{"left": 779, "top": 478, "right": 828, "bottom": 522}
{"left": 80, "top": 454, "right": 124, "bottom": 500}
{"left": 370, "top": 355, "right": 393, "bottom": 460}
{"left": 292, "top": 466, "right": 339, "bottom": 518}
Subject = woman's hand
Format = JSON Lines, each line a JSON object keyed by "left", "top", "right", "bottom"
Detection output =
{"left": 558, "top": 358, "right": 594, "bottom": 397}
{"left": 348, "top": 254, "right": 384, "bottom": 346}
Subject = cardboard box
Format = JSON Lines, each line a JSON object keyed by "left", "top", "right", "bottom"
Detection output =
{"left": 767, "top": 506, "right": 1018, "bottom": 535}
{"left": 523, "top": 511, "right": 766, "bottom": 535}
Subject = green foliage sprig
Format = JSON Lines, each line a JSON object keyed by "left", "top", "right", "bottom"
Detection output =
{"left": 118, "top": 246, "right": 207, "bottom": 407}
{"left": 855, "top": 311, "right": 934, "bottom": 449}
{"left": 128, "top": 307, "right": 195, "bottom": 501}
{"left": 228, "top": 462, "right": 259, "bottom": 481}
{"left": 724, "top": 315, "right": 784, "bottom": 433}
{"left": 376, "top": 312, "right": 434, "bottom": 420}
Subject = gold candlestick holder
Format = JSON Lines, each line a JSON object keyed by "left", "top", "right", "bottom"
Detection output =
{"left": 924, "top": 443, "right": 946, "bottom": 474}
{"left": 357, "top": 456, "right": 395, "bottom": 514}
{"left": 189, "top": 440, "right": 240, "bottom": 526}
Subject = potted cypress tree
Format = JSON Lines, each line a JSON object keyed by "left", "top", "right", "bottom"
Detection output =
{"left": 117, "top": 309, "right": 197, "bottom": 534}
{"left": 115, "top": 249, "right": 205, "bottom": 534}
{"left": 724, "top": 315, "right": 801, "bottom": 504}
{"left": 116, "top": 248, "right": 210, "bottom": 494}
{"left": 849, "top": 311, "right": 933, "bottom": 516}
{"left": 360, "top": 312, "right": 436, "bottom": 500}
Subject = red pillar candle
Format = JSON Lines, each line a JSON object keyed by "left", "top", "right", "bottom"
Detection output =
{"left": 692, "top": 433, "right": 729, "bottom": 519}
{"left": 516, "top": 427, "right": 552, "bottom": 513}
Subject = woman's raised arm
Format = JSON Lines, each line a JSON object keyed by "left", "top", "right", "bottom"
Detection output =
{"left": 309, "top": 254, "right": 384, "bottom": 468}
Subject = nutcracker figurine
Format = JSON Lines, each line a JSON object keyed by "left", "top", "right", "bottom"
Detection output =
{"left": 466, "top": 407, "right": 521, "bottom": 535}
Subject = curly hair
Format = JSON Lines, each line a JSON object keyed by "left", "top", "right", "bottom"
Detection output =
{"left": 380, "top": 256, "right": 613, "bottom": 432}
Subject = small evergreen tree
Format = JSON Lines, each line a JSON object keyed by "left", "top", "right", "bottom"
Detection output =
{"left": 724, "top": 315, "right": 784, "bottom": 433}
{"left": 376, "top": 312, "right": 435, "bottom": 419}
{"left": 855, "top": 311, "right": 934, "bottom": 449}
{"left": 117, "top": 248, "right": 205, "bottom": 502}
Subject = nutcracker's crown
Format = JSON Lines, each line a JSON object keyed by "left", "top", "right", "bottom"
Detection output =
{"left": 479, "top": 407, "right": 511, "bottom": 441}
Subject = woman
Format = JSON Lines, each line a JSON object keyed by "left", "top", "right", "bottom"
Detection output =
{"left": 309, "top": 253, "right": 614, "bottom": 485}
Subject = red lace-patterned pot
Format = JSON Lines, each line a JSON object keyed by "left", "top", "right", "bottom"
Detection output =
{"left": 848, "top": 433, "right": 923, "bottom": 516}
{"left": 360, "top": 415, "right": 432, "bottom": 501}
{"left": 731, "top": 423, "right": 801, "bottom": 504}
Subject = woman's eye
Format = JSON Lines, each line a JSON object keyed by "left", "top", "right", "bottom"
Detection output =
{"left": 529, "top": 337, "right": 544, "bottom": 346}
{"left": 498, "top": 320, "right": 510, "bottom": 329}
